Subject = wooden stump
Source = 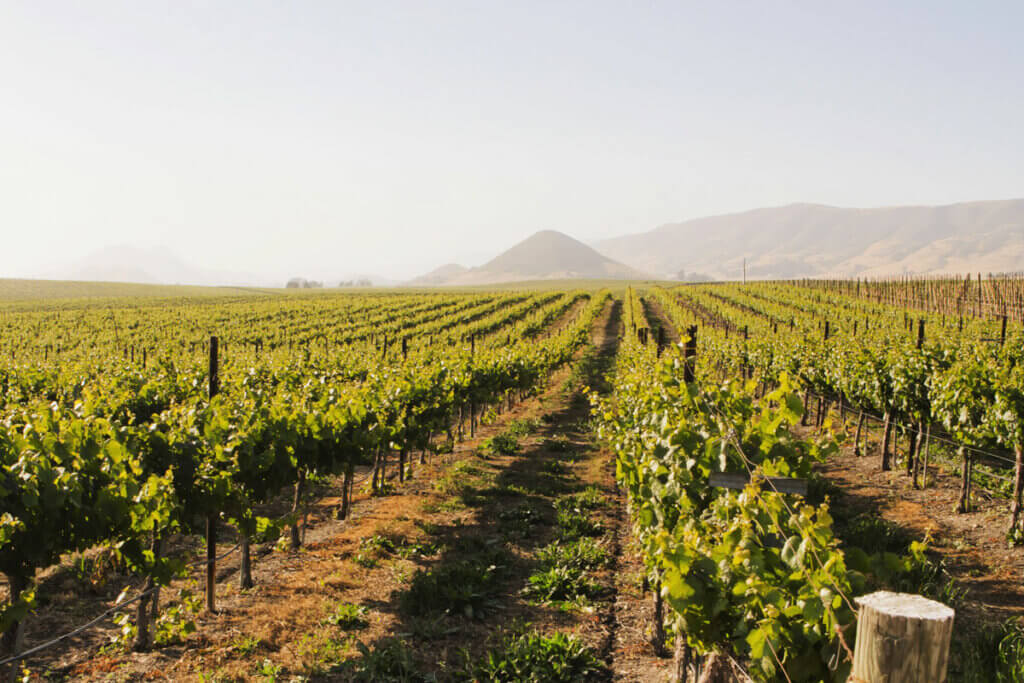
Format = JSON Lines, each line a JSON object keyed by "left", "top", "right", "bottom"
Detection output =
{"left": 851, "top": 591, "right": 954, "bottom": 683}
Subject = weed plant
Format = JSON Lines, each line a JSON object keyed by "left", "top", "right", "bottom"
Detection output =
{"left": 536, "top": 538, "right": 608, "bottom": 571}
{"left": 401, "top": 545, "right": 508, "bottom": 619}
{"left": 482, "top": 433, "right": 521, "bottom": 456}
{"left": 325, "top": 602, "right": 369, "bottom": 630}
{"left": 464, "top": 629, "right": 603, "bottom": 682}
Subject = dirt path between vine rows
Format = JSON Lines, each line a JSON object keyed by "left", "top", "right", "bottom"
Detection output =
{"left": 640, "top": 295, "right": 681, "bottom": 345}
{"left": 597, "top": 293, "right": 681, "bottom": 682}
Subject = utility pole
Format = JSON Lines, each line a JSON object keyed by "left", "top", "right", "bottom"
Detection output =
{"left": 743, "top": 257, "right": 747, "bottom": 285}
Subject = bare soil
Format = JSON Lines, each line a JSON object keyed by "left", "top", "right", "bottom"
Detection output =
{"left": 816, "top": 411, "right": 1024, "bottom": 623}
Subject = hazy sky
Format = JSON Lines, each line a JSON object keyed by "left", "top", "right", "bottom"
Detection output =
{"left": 2, "top": 1, "right": 1022, "bottom": 282}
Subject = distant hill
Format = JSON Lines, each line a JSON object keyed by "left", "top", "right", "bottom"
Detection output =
{"left": 414, "top": 230, "right": 651, "bottom": 285}
{"left": 48, "top": 245, "right": 273, "bottom": 287}
{"left": 407, "top": 264, "right": 469, "bottom": 286}
{"left": 0, "top": 278, "right": 267, "bottom": 302}
{"left": 594, "top": 199, "right": 1024, "bottom": 280}
{"left": 43, "top": 245, "right": 397, "bottom": 288}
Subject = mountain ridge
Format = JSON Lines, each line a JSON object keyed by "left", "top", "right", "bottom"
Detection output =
{"left": 593, "top": 198, "right": 1024, "bottom": 280}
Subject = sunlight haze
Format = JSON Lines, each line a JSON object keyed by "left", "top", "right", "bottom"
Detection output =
{"left": 2, "top": 1, "right": 1022, "bottom": 284}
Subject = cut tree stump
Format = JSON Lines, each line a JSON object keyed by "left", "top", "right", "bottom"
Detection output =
{"left": 850, "top": 591, "right": 954, "bottom": 683}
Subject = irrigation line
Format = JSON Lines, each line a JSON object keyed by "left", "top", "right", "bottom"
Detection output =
{"left": 0, "top": 542, "right": 241, "bottom": 668}
{"left": 0, "top": 584, "right": 159, "bottom": 668}
{"left": 661, "top": 345, "right": 1018, "bottom": 469}
{"left": 799, "top": 388, "right": 1019, "bottom": 469}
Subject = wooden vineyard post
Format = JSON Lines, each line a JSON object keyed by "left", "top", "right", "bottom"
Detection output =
{"left": 340, "top": 462, "right": 355, "bottom": 520}
{"left": 671, "top": 326, "right": 699, "bottom": 679}
{"left": 398, "top": 406, "right": 409, "bottom": 483}
{"left": 206, "top": 336, "right": 219, "bottom": 614}
{"left": 956, "top": 447, "right": 972, "bottom": 513}
{"left": 917, "top": 319, "right": 925, "bottom": 349}
{"left": 978, "top": 272, "right": 982, "bottom": 316}
{"left": 133, "top": 534, "right": 160, "bottom": 651}
{"left": 880, "top": 412, "right": 893, "bottom": 471}
{"left": 290, "top": 469, "right": 306, "bottom": 550}
{"left": 920, "top": 423, "right": 932, "bottom": 488}
{"left": 851, "top": 591, "right": 954, "bottom": 683}
{"left": 209, "top": 336, "right": 219, "bottom": 397}
{"left": 1011, "top": 443, "right": 1023, "bottom": 537}
{"left": 683, "top": 326, "right": 697, "bottom": 384}
{"left": 651, "top": 568, "right": 667, "bottom": 657}
{"left": 239, "top": 528, "right": 253, "bottom": 590}
{"left": 907, "top": 423, "right": 919, "bottom": 484}
{"left": 853, "top": 411, "right": 866, "bottom": 456}
{"left": 205, "top": 515, "right": 217, "bottom": 614}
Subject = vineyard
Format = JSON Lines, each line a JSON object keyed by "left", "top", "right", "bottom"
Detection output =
{"left": 1, "top": 280, "right": 1023, "bottom": 681}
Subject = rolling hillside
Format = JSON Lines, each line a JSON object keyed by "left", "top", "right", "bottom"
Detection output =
{"left": 594, "top": 198, "right": 1024, "bottom": 280}
{"left": 407, "top": 264, "right": 470, "bottom": 286}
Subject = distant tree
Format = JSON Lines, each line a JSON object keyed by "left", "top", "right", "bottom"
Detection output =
{"left": 286, "top": 277, "right": 324, "bottom": 288}
{"left": 674, "top": 270, "right": 715, "bottom": 283}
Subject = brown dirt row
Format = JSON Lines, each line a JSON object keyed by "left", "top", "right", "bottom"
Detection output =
{"left": 639, "top": 295, "right": 681, "bottom": 345}
{"left": 813, "top": 412, "right": 1024, "bottom": 622}
{"left": 587, "top": 298, "right": 679, "bottom": 682}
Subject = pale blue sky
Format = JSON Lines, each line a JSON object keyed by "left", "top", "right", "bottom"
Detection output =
{"left": 2, "top": 2, "right": 1022, "bottom": 282}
